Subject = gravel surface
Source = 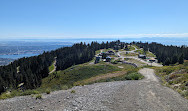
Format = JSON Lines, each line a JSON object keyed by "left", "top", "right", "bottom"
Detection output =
{"left": 0, "top": 68, "right": 188, "bottom": 111}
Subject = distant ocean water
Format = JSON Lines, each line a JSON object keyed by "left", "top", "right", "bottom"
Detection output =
{"left": 0, "top": 37, "right": 187, "bottom": 60}
{"left": 0, "top": 53, "right": 38, "bottom": 59}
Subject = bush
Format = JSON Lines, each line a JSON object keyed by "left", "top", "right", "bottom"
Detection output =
{"left": 20, "top": 90, "right": 39, "bottom": 96}
{"left": 163, "top": 67, "right": 175, "bottom": 74}
{"left": 61, "top": 85, "right": 69, "bottom": 90}
{"left": 111, "top": 60, "right": 118, "bottom": 64}
{"left": 71, "top": 90, "right": 75, "bottom": 93}
{"left": 0, "top": 93, "right": 12, "bottom": 99}
{"left": 125, "top": 72, "right": 144, "bottom": 80}
{"left": 45, "top": 89, "right": 51, "bottom": 94}
{"left": 35, "top": 94, "right": 42, "bottom": 99}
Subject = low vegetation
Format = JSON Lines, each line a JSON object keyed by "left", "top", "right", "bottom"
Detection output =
{"left": 95, "top": 50, "right": 101, "bottom": 55}
{"left": 45, "top": 89, "right": 51, "bottom": 94}
{"left": 127, "top": 45, "right": 135, "bottom": 51}
{"left": 71, "top": 90, "right": 76, "bottom": 93}
{"left": 0, "top": 89, "right": 40, "bottom": 99}
{"left": 135, "top": 49, "right": 156, "bottom": 57}
{"left": 134, "top": 42, "right": 187, "bottom": 65}
{"left": 102, "top": 48, "right": 116, "bottom": 53}
{"left": 40, "top": 64, "right": 120, "bottom": 91}
{"left": 49, "top": 61, "right": 55, "bottom": 72}
{"left": 125, "top": 72, "right": 144, "bottom": 80}
{"left": 124, "top": 58, "right": 146, "bottom": 66}
{"left": 35, "top": 94, "right": 42, "bottom": 99}
{"left": 154, "top": 61, "right": 188, "bottom": 99}
{"left": 86, "top": 68, "right": 143, "bottom": 84}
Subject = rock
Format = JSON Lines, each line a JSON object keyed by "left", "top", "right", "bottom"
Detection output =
{"left": 72, "top": 101, "right": 77, "bottom": 107}
{"left": 185, "top": 83, "right": 188, "bottom": 86}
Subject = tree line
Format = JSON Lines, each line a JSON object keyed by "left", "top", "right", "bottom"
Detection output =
{"left": 0, "top": 40, "right": 122, "bottom": 94}
{"left": 0, "top": 40, "right": 187, "bottom": 94}
{"left": 133, "top": 41, "right": 188, "bottom": 65}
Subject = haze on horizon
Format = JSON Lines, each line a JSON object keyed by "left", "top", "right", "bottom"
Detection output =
{"left": 0, "top": 0, "right": 188, "bottom": 39}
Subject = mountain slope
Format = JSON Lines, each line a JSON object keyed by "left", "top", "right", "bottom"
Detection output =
{"left": 0, "top": 68, "right": 187, "bottom": 111}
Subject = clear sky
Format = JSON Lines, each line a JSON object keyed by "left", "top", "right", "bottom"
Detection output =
{"left": 0, "top": 0, "right": 188, "bottom": 39}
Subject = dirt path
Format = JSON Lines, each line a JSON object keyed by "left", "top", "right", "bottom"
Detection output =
{"left": 0, "top": 68, "right": 188, "bottom": 111}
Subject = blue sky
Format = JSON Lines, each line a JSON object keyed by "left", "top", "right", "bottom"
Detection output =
{"left": 0, "top": 0, "right": 188, "bottom": 39}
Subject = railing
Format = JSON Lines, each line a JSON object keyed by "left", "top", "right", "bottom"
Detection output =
{"left": 122, "top": 61, "right": 138, "bottom": 68}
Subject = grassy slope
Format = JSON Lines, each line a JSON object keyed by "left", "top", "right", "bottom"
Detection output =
{"left": 132, "top": 45, "right": 139, "bottom": 49}
{"left": 125, "top": 45, "right": 155, "bottom": 57}
{"left": 0, "top": 49, "right": 143, "bottom": 99}
{"left": 154, "top": 61, "right": 188, "bottom": 99}
{"left": 41, "top": 64, "right": 120, "bottom": 90}
{"left": 128, "top": 45, "right": 135, "bottom": 51}
{"left": 48, "top": 61, "right": 55, "bottom": 72}
{"left": 135, "top": 49, "right": 156, "bottom": 57}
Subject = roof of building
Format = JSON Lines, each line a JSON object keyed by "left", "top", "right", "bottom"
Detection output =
{"left": 106, "top": 56, "right": 111, "bottom": 59}
{"left": 139, "top": 54, "right": 146, "bottom": 57}
{"left": 149, "top": 58, "right": 156, "bottom": 60}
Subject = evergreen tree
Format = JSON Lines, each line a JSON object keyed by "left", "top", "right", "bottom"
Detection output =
{"left": 179, "top": 53, "right": 184, "bottom": 64}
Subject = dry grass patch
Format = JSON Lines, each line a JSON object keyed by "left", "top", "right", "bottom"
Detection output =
{"left": 74, "top": 71, "right": 127, "bottom": 85}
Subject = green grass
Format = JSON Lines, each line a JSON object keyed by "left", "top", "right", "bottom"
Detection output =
{"left": 40, "top": 64, "right": 120, "bottom": 91}
{"left": 146, "top": 51, "right": 156, "bottom": 57}
{"left": 95, "top": 50, "right": 101, "bottom": 54}
{"left": 124, "top": 58, "right": 146, "bottom": 66}
{"left": 134, "top": 47, "right": 156, "bottom": 57}
{"left": 86, "top": 68, "right": 143, "bottom": 84}
{"left": 102, "top": 48, "right": 115, "bottom": 52}
{"left": 0, "top": 49, "right": 139, "bottom": 99}
{"left": 0, "top": 89, "right": 40, "bottom": 99}
{"left": 135, "top": 49, "right": 144, "bottom": 54}
{"left": 35, "top": 94, "right": 42, "bottom": 99}
{"left": 125, "top": 72, "right": 144, "bottom": 80}
{"left": 49, "top": 61, "right": 55, "bottom": 72}
{"left": 71, "top": 90, "right": 76, "bottom": 93}
{"left": 154, "top": 61, "right": 188, "bottom": 99}
{"left": 45, "top": 89, "right": 51, "bottom": 94}
{"left": 132, "top": 45, "right": 140, "bottom": 49}
{"left": 125, "top": 53, "right": 138, "bottom": 56}
{"left": 127, "top": 45, "right": 135, "bottom": 51}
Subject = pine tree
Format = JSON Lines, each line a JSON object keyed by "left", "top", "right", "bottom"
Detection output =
{"left": 179, "top": 53, "right": 184, "bottom": 64}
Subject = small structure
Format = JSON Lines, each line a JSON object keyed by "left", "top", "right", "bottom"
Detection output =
{"left": 107, "top": 50, "right": 115, "bottom": 55}
{"left": 102, "top": 50, "right": 115, "bottom": 56}
{"left": 149, "top": 58, "right": 156, "bottom": 63}
{"left": 138, "top": 54, "right": 146, "bottom": 59}
{"left": 106, "top": 56, "right": 111, "bottom": 62}
{"left": 95, "top": 56, "right": 101, "bottom": 64}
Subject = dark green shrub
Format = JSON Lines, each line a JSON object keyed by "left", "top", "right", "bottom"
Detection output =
{"left": 125, "top": 72, "right": 144, "bottom": 80}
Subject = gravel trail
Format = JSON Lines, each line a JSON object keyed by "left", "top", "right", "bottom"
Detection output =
{"left": 0, "top": 68, "right": 188, "bottom": 111}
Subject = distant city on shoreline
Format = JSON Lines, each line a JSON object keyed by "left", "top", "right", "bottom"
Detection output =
{"left": 0, "top": 37, "right": 187, "bottom": 66}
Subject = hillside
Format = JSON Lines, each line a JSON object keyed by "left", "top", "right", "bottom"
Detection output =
{"left": 0, "top": 68, "right": 187, "bottom": 111}
{"left": 0, "top": 40, "right": 187, "bottom": 101}
{"left": 154, "top": 60, "right": 188, "bottom": 99}
{"left": 0, "top": 42, "right": 188, "bottom": 111}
